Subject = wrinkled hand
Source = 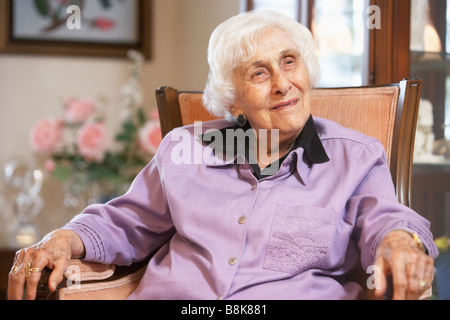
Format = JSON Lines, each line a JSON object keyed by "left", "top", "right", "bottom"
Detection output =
{"left": 374, "top": 230, "right": 434, "bottom": 300}
{"left": 8, "top": 230, "right": 85, "bottom": 300}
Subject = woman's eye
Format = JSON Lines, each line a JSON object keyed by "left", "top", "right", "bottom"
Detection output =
{"left": 284, "top": 57, "right": 295, "bottom": 65}
{"left": 282, "top": 58, "right": 297, "bottom": 71}
{"left": 251, "top": 70, "right": 267, "bottom": 79}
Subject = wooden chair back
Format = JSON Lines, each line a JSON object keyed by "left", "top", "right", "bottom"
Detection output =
{"left": 156, "top": 79, "right": 423, "bottom": 207}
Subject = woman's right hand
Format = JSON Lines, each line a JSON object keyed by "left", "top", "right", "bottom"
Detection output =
{"left": 8, "top": 229, "right": 85, "bottom": 300}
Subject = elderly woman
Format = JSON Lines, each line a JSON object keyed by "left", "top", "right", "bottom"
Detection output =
{"left": 9, "top": 10, "right": 437, "bottom": 300}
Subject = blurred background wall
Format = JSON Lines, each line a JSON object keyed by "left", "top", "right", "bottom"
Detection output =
{"left": 0, "top": 0, "right": 241, "bottom": 245}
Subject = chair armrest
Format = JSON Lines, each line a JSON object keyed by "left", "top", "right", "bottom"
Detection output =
{"left": 37, "top": 258, "right": 148, "bottom": 300}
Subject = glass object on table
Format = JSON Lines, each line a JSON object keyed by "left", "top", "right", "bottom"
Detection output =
{"left": 1, "top": 159, "right": 44, "bottom": 247}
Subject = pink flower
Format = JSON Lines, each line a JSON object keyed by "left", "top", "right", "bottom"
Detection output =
{"left": 139, "top": 121, "right": 162, "bottom": 155}
{"left": 149, "top": 108, "right": 160, "bottom": 121}
{"left": 65, "top": 98, "right": 96, "bottom": 123}
{"left": 77, "top": 122, "right": 111, "bottom": 162}
{"left": 44, "top": 159, "right": 56, "bottom": 173}
{"left": 94, "top": 18, "right": 115, "bottom": 31}
{"left": 30, "top": 117, "right": 64, "bottom": 155}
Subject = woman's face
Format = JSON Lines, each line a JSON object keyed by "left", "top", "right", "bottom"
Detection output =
{"left": 231, "top": 27, "right": 312, "bottom": 143}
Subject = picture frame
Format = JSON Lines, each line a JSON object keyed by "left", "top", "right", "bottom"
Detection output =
{"left": 0, "top": 0, "right": 152, "bottom": 59}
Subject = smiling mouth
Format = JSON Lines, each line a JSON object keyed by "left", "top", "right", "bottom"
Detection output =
{"left": 271, "top": 99, "right": 300, "bottom": 111}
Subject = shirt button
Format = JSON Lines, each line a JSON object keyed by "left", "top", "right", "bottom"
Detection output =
{"left": 228, "top": 257, "right": 238, "bottom": 265}
{"left": 251, "top": 184, "right": 257, "bottom": 191}
{"left": 238, "top": 216, "right": 247, "bottom": 225}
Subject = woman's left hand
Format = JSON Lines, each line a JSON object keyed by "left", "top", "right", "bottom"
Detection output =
{"left": 374, "top": 230, "right": 434, "bottom": 300}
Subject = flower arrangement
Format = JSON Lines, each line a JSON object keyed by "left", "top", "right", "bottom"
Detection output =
{"left": 30, "top": 50, "right": 162, "bottom": 202}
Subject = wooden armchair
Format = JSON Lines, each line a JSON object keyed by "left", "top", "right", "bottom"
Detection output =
{"left": 37, "top": 79, "right": 423, "bottom": 300}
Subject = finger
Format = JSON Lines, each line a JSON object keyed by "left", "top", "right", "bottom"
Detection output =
{"left": 25, "top": 268, "right": 44, "bottom": 300}
{"left": 405, "top": 255, "right": 423, "bottom": 300}
{"left": 9, "top": 249, "right": 30, "bottom": 300}
{"left": 373, "top": 257, "right": 388, "bottom": 298}
{"left": 424, "top": 256, "right": 435, "bottom": 287}
{"left": 48, "top": 258, "right": 70, "bottom": 292}
{"left": 416, "top": 256, "right": 434, "bottom": 300}
{"left": 7, "top": 251, "right": 20, "bottom": 299}
{"left": 391, "top": 254, "right": 408, "bottom": 300}
{"left": 8, "top": 250, "right": 25, "bottom": 300}
{"left": 25, "top": 251, "right": 50, "bottom": 300}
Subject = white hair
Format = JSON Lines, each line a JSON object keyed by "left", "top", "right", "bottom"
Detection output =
{"left": 203, "top": 10, "right": 321, "bottom": 120}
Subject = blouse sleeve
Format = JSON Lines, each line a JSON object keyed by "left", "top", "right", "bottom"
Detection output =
{"left": 62, "top": 137, "right": 175, "bottom": 266}
{"left": 346, "top": 141, "right": 439, "bottom": 270}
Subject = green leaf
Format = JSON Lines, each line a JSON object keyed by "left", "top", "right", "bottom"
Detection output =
{"left": 34, "top": 0, "right": 50, "bottom": 17}
{"left": 124, "top": 121, "right": 137, "bottom": 133}
{"left": 137, "top": 109, "right": 147, "bottom": 125}
{"left": 52, "top": 164, "right": 72, "bottom": 182}
{"left": 116, "top": 133, "right": 132, "bottom": 142}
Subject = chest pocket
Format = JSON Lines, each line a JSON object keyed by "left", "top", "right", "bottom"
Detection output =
{"left": 263, "top": 205, "right": 340, "bottom": 275}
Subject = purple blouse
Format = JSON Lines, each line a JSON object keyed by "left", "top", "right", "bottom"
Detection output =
{"left": 63, "top": 117, "right": 438, "bottom": 300}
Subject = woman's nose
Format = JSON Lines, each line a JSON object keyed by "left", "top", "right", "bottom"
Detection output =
{"left": 272, "top": 71, "right": 291, "bottom": 96}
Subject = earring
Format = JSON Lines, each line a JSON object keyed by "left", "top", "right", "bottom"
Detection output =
{"left": 236, "top": 114, "right": 247, "bottom": 127}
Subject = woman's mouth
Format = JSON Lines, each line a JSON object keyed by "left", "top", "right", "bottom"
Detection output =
{"left": 271, "top": 99, "right": 299, "bottom": 111}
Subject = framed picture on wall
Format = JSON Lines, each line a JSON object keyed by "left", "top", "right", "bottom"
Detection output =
{"left": 0, "top": 0, "right": 152, "bottom": 59}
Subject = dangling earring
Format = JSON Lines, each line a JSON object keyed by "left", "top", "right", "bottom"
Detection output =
{"left": 237, "top": 114, "right": 247, "bottom": 127}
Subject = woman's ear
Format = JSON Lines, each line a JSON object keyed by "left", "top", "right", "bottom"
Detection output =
{"left": 228, "top": 104, "right": 238, "bottom": 118}
{"left": 228, "top": 104, "right": 243, "bottom": 118}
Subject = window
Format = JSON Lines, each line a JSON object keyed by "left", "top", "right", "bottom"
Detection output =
{"left": 446, "top": 1, "right": 450, "bottom": 139}
{"left": 250, "top": 0, "right": 299, "bottom": 20}
{"left": 245, "top": 0, "right": 369, "bottom": 87}
{"left": 410, "top": 0, "right": 450, "bottom": 140}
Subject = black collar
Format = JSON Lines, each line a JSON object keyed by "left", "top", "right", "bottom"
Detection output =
{"left": 294, "top": 115, "right": 330, "bottom": 164}
{"left": 201, "top": 116, "right": 329, "bottom": 179}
